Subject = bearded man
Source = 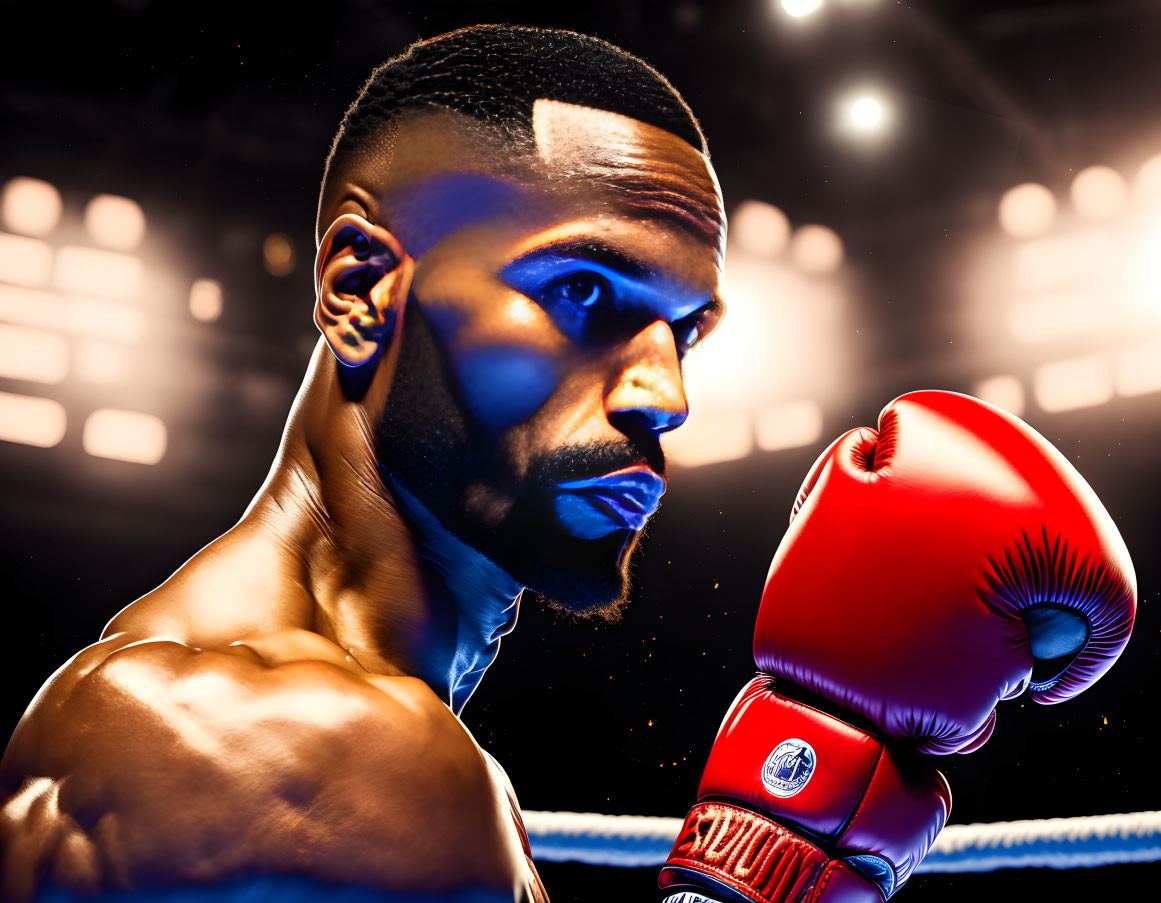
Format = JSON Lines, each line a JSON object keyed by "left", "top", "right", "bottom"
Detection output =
{"left": 0, "top": 25, "right": 726, "bottom": 903}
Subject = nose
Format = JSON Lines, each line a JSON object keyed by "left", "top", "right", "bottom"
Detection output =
{"left": 605, "top": 320, "right": 689, "bottom": 436}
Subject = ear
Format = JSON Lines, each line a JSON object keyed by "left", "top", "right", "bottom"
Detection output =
{"left": 314, "top": 213, "right": 414, "bottom": 368}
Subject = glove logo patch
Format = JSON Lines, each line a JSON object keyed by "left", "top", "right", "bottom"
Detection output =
{"left": 761, "top": 738, "right": 816, "bottom": 798}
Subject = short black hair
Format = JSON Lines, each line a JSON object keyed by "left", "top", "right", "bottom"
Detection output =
{"left": 320, "top": 24, "right": 707, "bottom": 221}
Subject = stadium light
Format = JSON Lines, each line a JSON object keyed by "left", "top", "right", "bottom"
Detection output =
{"left": 781, "top": 0, "right": 824, "bottom": 17}
{"left": 84, "top": 194, "right": 146, "bottom": 251}
{"left": 732, "top": 200, "right": 791, "bottom": 258}
{"left": 263, "top": 233, "right": 296, "bottom": 277}
{"left": 82, "top": 409, "right": 167, "bottom": 465}
{"left": 0, "top": 392, "right": 66, "bottom": 448}
{"left": 1, "top": 178, "right": 61, "bottom": 237}
{"left": 838, "top": 91, "right": 892, "bottom": 140}
{"left": 973, "top": 375, "right": 1025, "bottom": 417}
{"left": 189, "top": 278, "right": 224, "bottom": 322}
{"left": 790, "top": 224, "right": 844, "bottom": 274}
{"left": 1070, "top": 165, "right": 1128, "bottom": 221}
{"left": 998, "top": 183, "right": 1056, "bottom": 239}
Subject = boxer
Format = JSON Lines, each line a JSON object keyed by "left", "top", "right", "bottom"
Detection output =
{"left": 0, "top": 25, "right": 726, "bottom": 902}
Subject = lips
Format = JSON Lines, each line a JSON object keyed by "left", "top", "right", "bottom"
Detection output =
{"left": 552, "top": 465, "right": 667, "bottom": 539}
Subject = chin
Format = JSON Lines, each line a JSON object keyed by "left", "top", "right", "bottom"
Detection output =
{"left": 517, "top": 528, "right": 640, "bottom": 623}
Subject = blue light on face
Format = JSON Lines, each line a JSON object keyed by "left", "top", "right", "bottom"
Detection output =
{"left": 455, "top": 346, "right": 560, "bottom": 430}
{"left": 390, "top": 173, "right": 524, "bottom": 258}
{"left": 499, "top": 241, "right": 717, "bottom": 356}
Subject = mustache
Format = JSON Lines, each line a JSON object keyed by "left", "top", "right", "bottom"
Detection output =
{"left": 525, "top": 437, "right": 665, "bottom": 492}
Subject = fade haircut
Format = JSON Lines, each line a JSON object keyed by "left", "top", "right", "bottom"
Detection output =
{"left": 318, "top": 24, "right": 707, "bottom": 234}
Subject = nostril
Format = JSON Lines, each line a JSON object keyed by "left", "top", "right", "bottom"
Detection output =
{"left": 611, "top": 407, "right": 686, "bottom": 437}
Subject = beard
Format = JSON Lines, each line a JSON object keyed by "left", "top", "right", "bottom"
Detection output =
{"left": 375, "top": 301, "right": 657, "bottom": 619}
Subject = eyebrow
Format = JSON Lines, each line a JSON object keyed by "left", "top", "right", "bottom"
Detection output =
{"left": 518, "top": 237, "right": 655, "bottom": 281}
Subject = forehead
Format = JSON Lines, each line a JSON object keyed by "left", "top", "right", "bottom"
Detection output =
{"left": 376, "top": 102, "right": 726, "bottom": 268}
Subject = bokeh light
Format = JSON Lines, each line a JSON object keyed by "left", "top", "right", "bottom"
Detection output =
{"left": 1, "top": 177, "right": 62, "bottom": 237}
{"left": 998, "top": 182, "right": 1056, "bottom": 239}
{"left": 82, "top": 409, "right": 167, "bottom": 464}
{"left": 189, "top": 278, "right": 224, "bottom": 322}
{"left": 790, "top": 224, "right": 844, "bottom": 274}
{"left": 781, "top": 0, "right": 823, "bottom": 17}
{"left": 973, "top": 375, "right": 1026, "bottom": 417}
{"left": 0, "top": 392, "right": 66, "bottom": 448}
{"left": 263, "top": 233, "right": 296, "bottom": 277}
{"left": 1070, "top": 165, "right": 1128, "bottom": 221}
{"left": 732, "top": 200, "right": 791, "bottom": 257}
{"left": 84, "top": 194, "right": 146, "bottom": 251}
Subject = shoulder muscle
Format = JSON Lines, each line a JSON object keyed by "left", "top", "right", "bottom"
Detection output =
{"left": 1, "top": 639, "right": 524, "bottom": 901}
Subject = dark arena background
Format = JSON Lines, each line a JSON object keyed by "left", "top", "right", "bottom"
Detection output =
{"left": 2, "top": 1, "right": 1160, "bottom": 900}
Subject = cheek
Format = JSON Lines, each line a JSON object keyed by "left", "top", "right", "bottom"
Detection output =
{"left": 454, "top": 346, "right": 561, "bottom": 430}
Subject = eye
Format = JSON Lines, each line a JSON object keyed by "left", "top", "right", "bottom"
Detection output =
{"left": 672, "top": 304, "right": 721, "bottom": 356}
{"left": 674, "top": 319, "right": 700, "bottom": 356}
{"left": 544, "top": 272, "right": 611, "bottom": 309}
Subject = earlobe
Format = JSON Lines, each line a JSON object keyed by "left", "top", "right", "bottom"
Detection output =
{"left": 315, "top": 213, "right": 414, "bottom": 368}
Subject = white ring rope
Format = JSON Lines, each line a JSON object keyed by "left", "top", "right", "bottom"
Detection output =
{"left": 522, "top": 809, "right": 1161, "bottom": 871}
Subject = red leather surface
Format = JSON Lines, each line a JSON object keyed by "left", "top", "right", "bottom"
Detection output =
{"left": 753, "top": 390, "right": 1136, "bottom": 754}
{"left": 697, "top": 678, "right": 881, "bottom": 837}
{"left": 661, "top": 801, "right": 828, "bottom": 903}
{"left": 695, "top": 681, "right": 949, "bottom": 883}
{"left": 834, "top": 735, "right": 950, "bottom": 886}
{"left": 806, "top": 862, "right": 883, "bottom": 903}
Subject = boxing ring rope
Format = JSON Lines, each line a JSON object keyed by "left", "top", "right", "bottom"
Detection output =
{"left": 523, "top": 809, "right": 1161, "bottom": 871}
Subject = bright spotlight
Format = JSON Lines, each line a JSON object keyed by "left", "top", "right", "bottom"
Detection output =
{"left": 839, "top": 92, "right": 891, "bottom": 138}
{"left": 851, "top": 97, "right": 882, "bottom": 128}
{"left": 782, "top": 0, "right": 824, "bottom": 16}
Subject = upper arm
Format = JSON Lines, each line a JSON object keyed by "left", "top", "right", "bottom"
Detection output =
{"left": 1, "top": 640, "right": 525, "bottom": 901}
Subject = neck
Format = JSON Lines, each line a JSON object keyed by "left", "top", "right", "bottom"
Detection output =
{"left": 239, "top": 339, "right": 522, "bottom": 714}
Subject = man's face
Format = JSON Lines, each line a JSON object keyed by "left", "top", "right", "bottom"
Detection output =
{"left": 367, "top": 101, "right": 726, "bottom": 615}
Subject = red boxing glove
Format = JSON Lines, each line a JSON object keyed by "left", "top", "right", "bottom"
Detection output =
{"left": 660, "top": 679, "right": 949, "bottom": 903}
{"left": 755, "top": 390, "right": 1136, "bottom": 754}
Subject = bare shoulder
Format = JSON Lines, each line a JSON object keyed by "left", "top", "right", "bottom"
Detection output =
{"left": 1, "top": 635, "right": 526, "bottom": 902}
